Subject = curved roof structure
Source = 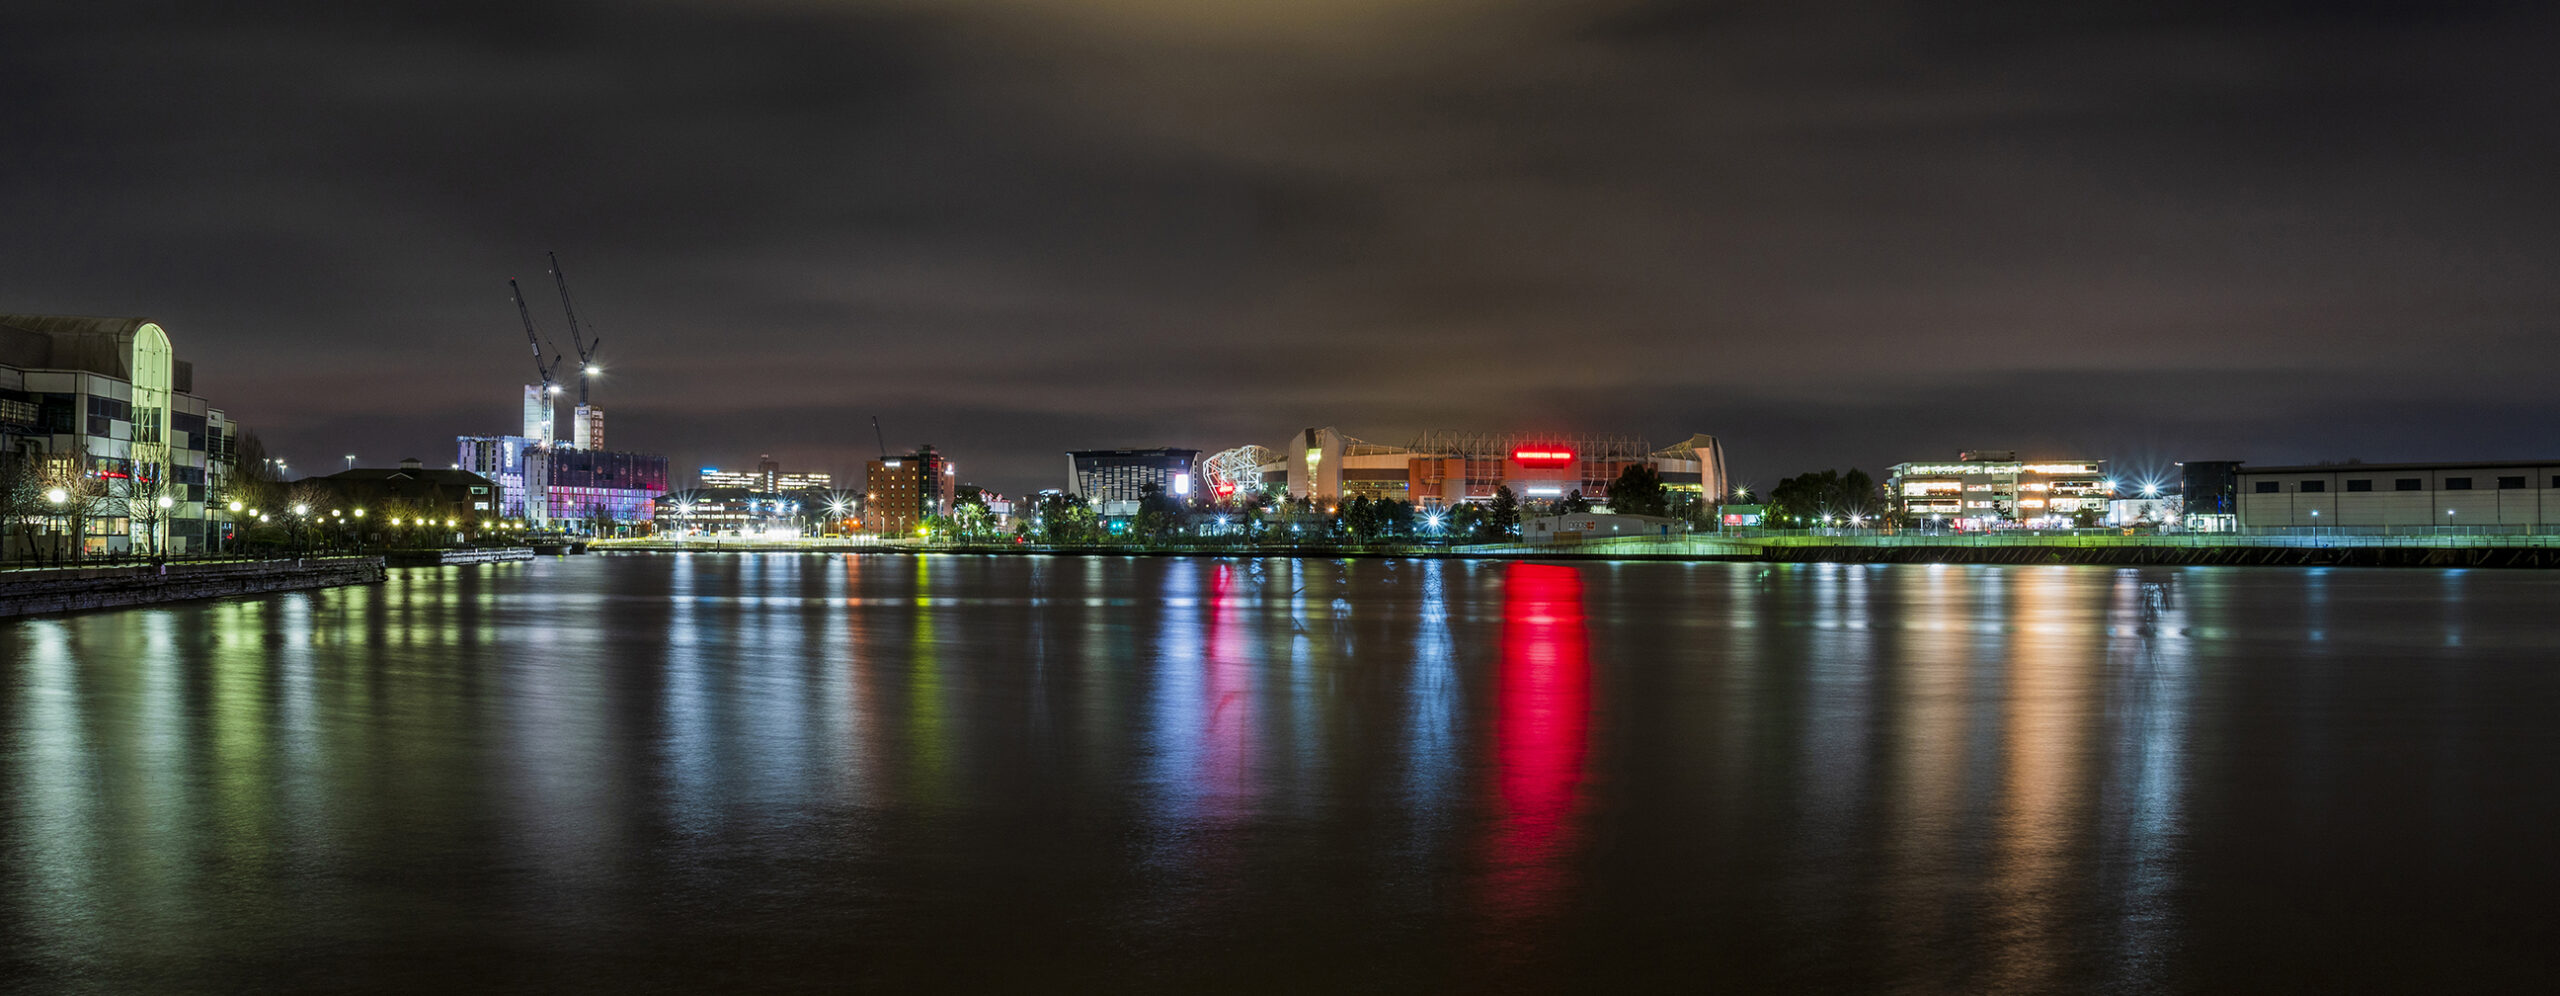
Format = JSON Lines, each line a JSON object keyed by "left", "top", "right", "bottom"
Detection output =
{"left": 0, "top": 313, "right": 193, "bottom": 391}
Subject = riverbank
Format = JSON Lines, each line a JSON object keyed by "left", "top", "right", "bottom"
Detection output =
{"left": 0, "top": 557, "right": 387, "bottom": 618}
{"left": 384, "top": 547, "right": 537, "bottom": 567}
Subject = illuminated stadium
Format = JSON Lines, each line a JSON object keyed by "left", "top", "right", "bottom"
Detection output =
{"left": 1205, "top": 427, "right": 1726, "bottom": 508}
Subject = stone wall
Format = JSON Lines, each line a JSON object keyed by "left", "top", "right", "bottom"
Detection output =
{"left": 0, "top": 558, "right": 386, "bottom": 618}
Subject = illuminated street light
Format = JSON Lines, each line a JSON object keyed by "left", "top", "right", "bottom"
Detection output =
{"left": 46, "top": 487, "right": 67, "bottom": 505}
{"left": 584, "top": 364, "right": 600, "bottom": 377}
{"left": 156, "top": 495, "right": 173, "bottom": 509}
{"left": 228, "top": 500, "right": 244, "bottom": 513}
{"left": 292, "top": 504, "right": 309, "bottom": 516}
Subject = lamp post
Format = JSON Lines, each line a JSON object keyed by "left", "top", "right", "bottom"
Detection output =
{"left": 154, "top": 494, "right": 174, "bottom": 563}
{"left": 46, "top": 487, "right": 68, "bottom": 565}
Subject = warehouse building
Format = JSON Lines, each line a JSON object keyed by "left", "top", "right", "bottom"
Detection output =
{"left": 2235, "top": 461, "right": 2560, "bottom": 528}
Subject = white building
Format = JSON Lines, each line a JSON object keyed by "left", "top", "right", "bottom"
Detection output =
{"left": 1519, "top": 512, "right": 1689, "bottom": 544}
{"left": 2236, "top": 462, "right": 2560, "bottom": 528}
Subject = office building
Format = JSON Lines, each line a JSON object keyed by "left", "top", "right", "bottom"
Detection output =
{"left": 2236, "top": 461, "right": 2560, "bottom": 528}
{"left": 457, "top": 429, "right": 666, "bottom": 531}
{"left": 2181, "top": 460, "right": 2242, "bottom": 532}
{"left": 655, "top": 487, "right": 822, "bottom": 537}
{"left": 457, "top": 434, "right": 550, "bottom": 524}
{"left": 1887, "top": 451, "right": 2113, "bottom": 527}
{"left": 701, "top": 454, "right": 831, "bottom": 492}
{"left": 1, "top": 314, "right": 236, "bottom": 556}
{"left": 1272, "top": 428, "right": 1726, "bottom": 507}
{"left": 572, "top": 403, "right": 604, "bottom": 451}
{"left": 541, "top": 446, "right": 667, "bottom": 531}
{"left": 865, "top": 444, "right": 955, "bottom": 535}
{"left": 1067, "top": 448, "right": 1199, "bottom": 515}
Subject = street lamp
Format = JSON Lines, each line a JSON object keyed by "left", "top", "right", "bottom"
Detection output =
{"left": 46, "top": 488, "right": 68, "bottom": 564}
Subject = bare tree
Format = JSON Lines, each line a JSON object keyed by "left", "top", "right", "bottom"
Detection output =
{"left": 124, "top": 458, "right": 173, "bottom": 560}
{"left": 43, "top": 447, "right": 116, "bottom": 563}
{"left": 0, "top": 453, "right": 44, "bottom": 562}
{"left": 283, "top": 480, "right": 334, "bottom": 557}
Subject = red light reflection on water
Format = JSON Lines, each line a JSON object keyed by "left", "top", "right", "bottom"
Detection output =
{"left": 1486, "top": 562, "right": 1592, "bottom": 917}
{"left": 1201, "top": 562, "right": 1256, "bottom": 808}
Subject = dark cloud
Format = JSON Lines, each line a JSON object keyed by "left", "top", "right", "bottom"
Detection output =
{"left": 4, "top": 0, "right": 2556, "bottom": 492}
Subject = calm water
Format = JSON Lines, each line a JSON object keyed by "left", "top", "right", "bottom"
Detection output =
{"left": 3, "top": 556, "right": 2556, "bottom": 993}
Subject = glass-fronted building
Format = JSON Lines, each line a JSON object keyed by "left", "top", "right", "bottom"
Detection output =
{"left": 0, "top": 314, "right": 236, "bottom": 557}
{"left": 1067, "top": 448, "right": 1200, "bottom": 515}
{"left": 1887, "top": 450, "right": 2113, "bottom": 528}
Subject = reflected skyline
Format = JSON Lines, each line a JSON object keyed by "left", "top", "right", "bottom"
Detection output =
{"left": 7, "top": 558, "right": 2560, "bottom": 990}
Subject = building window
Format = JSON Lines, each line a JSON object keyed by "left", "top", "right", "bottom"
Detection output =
{"left": 2498, "top": 476, "right": 2526, "bottom": 489}
{"left": 2396, "top": 478, "right": 2423, "bottom": 491}
{"left": 2346, "top": 479, "right": 2373, "bottom": 492}
{"left": 2299, "top": 480, "right": 2325, "bottom": 493}
{"left": 2445, "top": 477, "right": 2473, "bottom": 490}
{"left": 2254, "top": 481, "right": 2280, "bottom": 494}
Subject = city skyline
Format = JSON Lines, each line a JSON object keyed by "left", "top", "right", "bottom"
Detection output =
{"left": 8, "top": 2, "right": 2560, "bottom": 496}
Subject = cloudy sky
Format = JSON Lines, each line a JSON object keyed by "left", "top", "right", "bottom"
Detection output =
{"left": 6, "top": 1, "right": 2556, "bottom": 494}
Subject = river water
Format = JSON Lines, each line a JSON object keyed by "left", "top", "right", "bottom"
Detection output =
{"left": 3, "top": 556, "right": 2555, "bottom": 992}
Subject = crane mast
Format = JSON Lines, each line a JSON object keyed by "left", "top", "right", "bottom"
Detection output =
{"left": 545, "top": 251, "right": 602, "bottom": 407}
{"left": 510, "top": 278, "right": 562, "bottom": 389}
{"left": 510, "top": 278, "right": 564, "bottom": 448}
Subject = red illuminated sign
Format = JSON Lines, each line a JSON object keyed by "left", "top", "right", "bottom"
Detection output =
{"left": 1510, "top": 448, "right": 1576, "bottom": 467}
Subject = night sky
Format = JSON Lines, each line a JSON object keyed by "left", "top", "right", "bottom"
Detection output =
{"left": 6, "top": 1, "right": 2557, "bottom": 495}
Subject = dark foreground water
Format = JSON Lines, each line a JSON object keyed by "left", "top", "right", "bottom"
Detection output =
{"left": 3, "top": 556, "right": 2556, "bottom": 993}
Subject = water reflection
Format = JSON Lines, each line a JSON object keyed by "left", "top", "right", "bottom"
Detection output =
{"left": 4, "top": 558, "right": 2556, "bottom": 990}
{"left": 1485, "top": 563, "right": 1591, "bottom": 919}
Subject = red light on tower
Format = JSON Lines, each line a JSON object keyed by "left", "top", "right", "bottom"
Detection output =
{"left": 1510, "top": 447, "right": 1576, "bottom": 468}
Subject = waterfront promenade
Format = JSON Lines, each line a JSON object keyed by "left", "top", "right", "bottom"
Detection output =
{"left": 0, "top": 556, "right": 386, "bottom": 618}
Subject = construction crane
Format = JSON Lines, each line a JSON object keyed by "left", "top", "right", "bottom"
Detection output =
{"left": 545, "top": 251, "right": 602, "bottom": 407}
{"left": 510, "top": 278, "right": 564, "bottom": 395}
{"left": 872, "top": 416, "right": 889, "bottom": 460}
